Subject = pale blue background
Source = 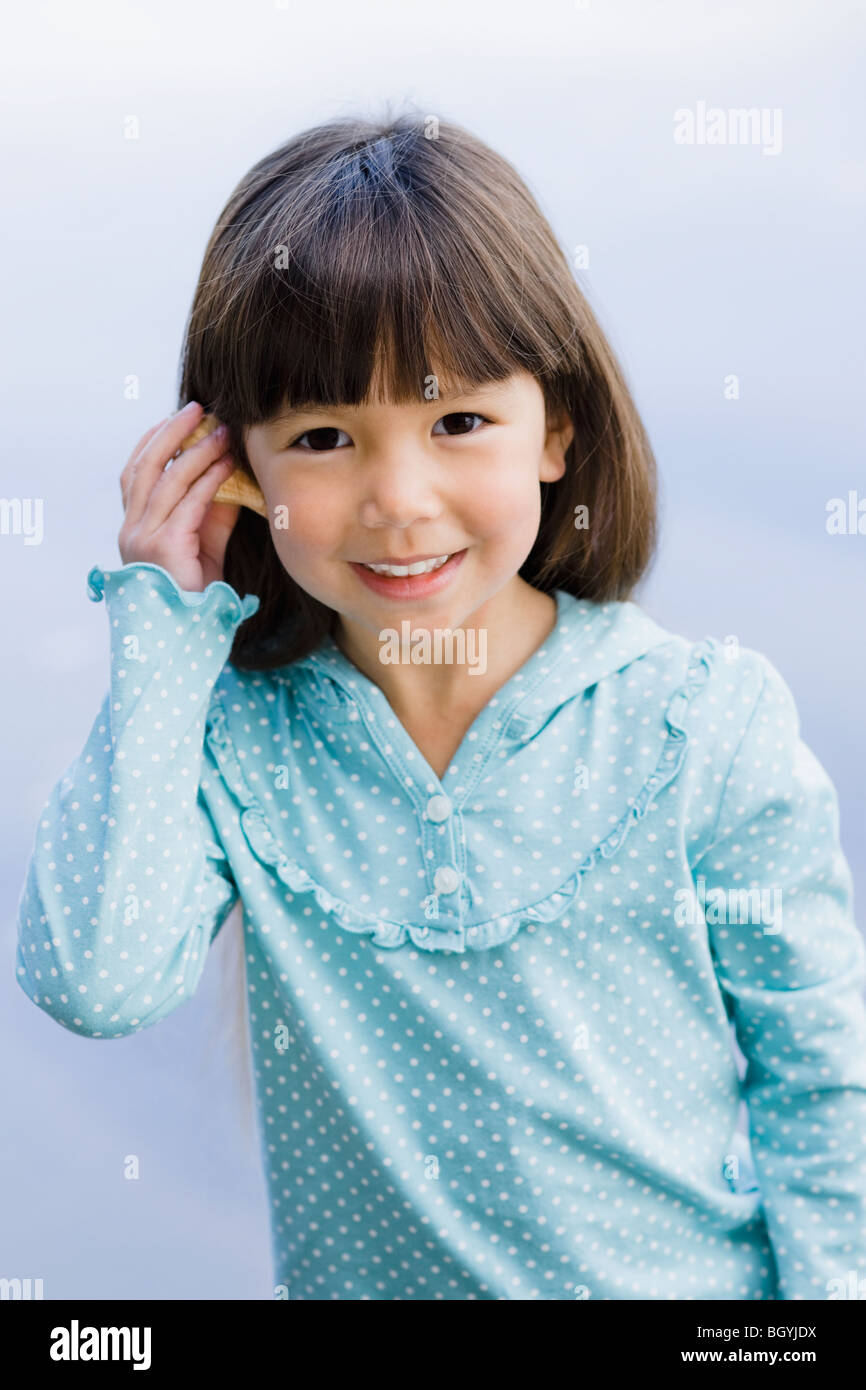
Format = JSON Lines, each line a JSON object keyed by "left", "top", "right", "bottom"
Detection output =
{"left": 2, "top": 0, "right": 863, "bottom": 1299}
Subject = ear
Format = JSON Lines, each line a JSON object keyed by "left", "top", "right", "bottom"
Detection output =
{"left": 539, "top": 409, "right": 574, "bottom": 484}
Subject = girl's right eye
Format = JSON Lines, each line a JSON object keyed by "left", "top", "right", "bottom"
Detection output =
{"left": 287, "top": 427, "right": 351, "bottom": 452}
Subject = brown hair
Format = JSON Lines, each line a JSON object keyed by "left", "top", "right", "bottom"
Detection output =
{"left": 177, "top": 103, "right": 658, "bottom": 671}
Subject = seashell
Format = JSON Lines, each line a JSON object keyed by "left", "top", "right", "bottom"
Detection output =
{"left": 176, "top": 411, "right": 268, "bottom": 516}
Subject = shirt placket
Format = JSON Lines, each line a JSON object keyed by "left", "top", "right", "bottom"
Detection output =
{"left": 299, "top": 641, "right": 563, "bottom": 950}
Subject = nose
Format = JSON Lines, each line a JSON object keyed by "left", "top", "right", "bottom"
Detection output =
{"left": 356, "top": 443, "right": 443, "bottom": 529}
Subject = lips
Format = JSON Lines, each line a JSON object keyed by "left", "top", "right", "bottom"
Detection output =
{"left": 349, "top": 548, "right": 468, "bottom": 598}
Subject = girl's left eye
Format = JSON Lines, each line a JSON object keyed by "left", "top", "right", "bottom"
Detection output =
{"left": 285, "top": 413, "right": 490, "bottom": 452}
{"left": 431, "top": 412, "right": 490, "bottom": 437}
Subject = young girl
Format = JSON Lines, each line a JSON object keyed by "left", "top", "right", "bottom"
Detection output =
{"left": 16, "top": 110, "right": 866, "bottom": 1302}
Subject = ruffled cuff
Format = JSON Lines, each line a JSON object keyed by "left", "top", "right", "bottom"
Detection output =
{"left": 87, "top": 562, "right": 259, "bottom": 746}
{"left": 87, "top": 560, "right": 260, "bottom": 624}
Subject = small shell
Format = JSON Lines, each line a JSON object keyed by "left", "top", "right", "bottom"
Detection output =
{"left": 212, "top": 470, "right": 269, "bottom": 517}
{"left": 176, "top": 411, "right": 268, "bottom": 516}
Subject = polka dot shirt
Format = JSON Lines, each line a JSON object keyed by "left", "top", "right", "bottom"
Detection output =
{"left": 15, "top": 561, "right": 866, "bottom": 1300}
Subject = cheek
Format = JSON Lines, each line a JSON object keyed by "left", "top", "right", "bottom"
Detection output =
{"left": 459, "top": 453, "right": 542, "bottom": 535}
{"left": 267, "top": 475, "right": 344, "bottom": 557}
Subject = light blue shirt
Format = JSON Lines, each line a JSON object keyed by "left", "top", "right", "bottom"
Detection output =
{"left": 15, "top": 560, "right": 866, "bottom": 1300}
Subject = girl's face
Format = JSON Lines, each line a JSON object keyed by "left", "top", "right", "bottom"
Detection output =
{"left": 243, "top": 368, "right": 572, "bottom": 637}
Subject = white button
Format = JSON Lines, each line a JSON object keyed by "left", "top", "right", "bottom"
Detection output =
{"left": 426, "top": 794, "right": 452, "bottom": 822}
{"left": 433, "top": 865, "right": 461, "bottom": 895}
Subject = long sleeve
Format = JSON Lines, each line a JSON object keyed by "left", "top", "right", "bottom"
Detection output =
{"left": 691, "top": 652, "right": 866, "bottom": 1299}
{"left": 15, "top": 560, "right": 260, "bottom": 1040}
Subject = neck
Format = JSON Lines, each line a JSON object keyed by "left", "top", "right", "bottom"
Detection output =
{"left": 332, "top": 576, "right": 557, "bottom": 716}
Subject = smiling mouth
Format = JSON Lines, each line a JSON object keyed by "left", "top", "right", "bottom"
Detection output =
{"left": 357, "top": 554, "right": 453, "bottom": 576}
{"left": 348, "top": 548, "right": 468, "bottom": 594}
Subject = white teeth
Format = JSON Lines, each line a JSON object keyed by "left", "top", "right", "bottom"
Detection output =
{"left": 362, "top": 554, "right": 451, "bottom": 576}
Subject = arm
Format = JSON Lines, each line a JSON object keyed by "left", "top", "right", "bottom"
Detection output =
{"left": 15, "top": 560, "right": 259, "bottom": 1039}
{"left": 691, "top": 652, "right": 866, "bottom": 1299}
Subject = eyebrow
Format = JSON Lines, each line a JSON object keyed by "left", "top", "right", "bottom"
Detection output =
{"left": 265, "top": 380, "right": 515, "bottom": 428}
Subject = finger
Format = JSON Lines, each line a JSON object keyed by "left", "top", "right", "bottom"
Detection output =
{"left": 154, "top": 453, "right": 238, "bottom": 538}
{"left": 139, "top": 425, "right": 231, "bottom": 531}
{"left": 120, "top": 416, "right": 171, "bottom": 509}
{"left": 128, "top": 416, "right": 171, "bottom": 467}
{"left": 123, "top": 402, "right": 205, "bottom": 525}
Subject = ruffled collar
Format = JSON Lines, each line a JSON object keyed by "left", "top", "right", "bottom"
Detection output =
{"left": 204, "top": 590, "right": 715, "bottom": 955}
{"left": 278, "top": 589, "right": 676, "bottom": 753}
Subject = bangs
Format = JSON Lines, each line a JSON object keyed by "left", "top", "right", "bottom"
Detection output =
{"left": 193, "top": 130, "right": 564, "bottom": 430}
